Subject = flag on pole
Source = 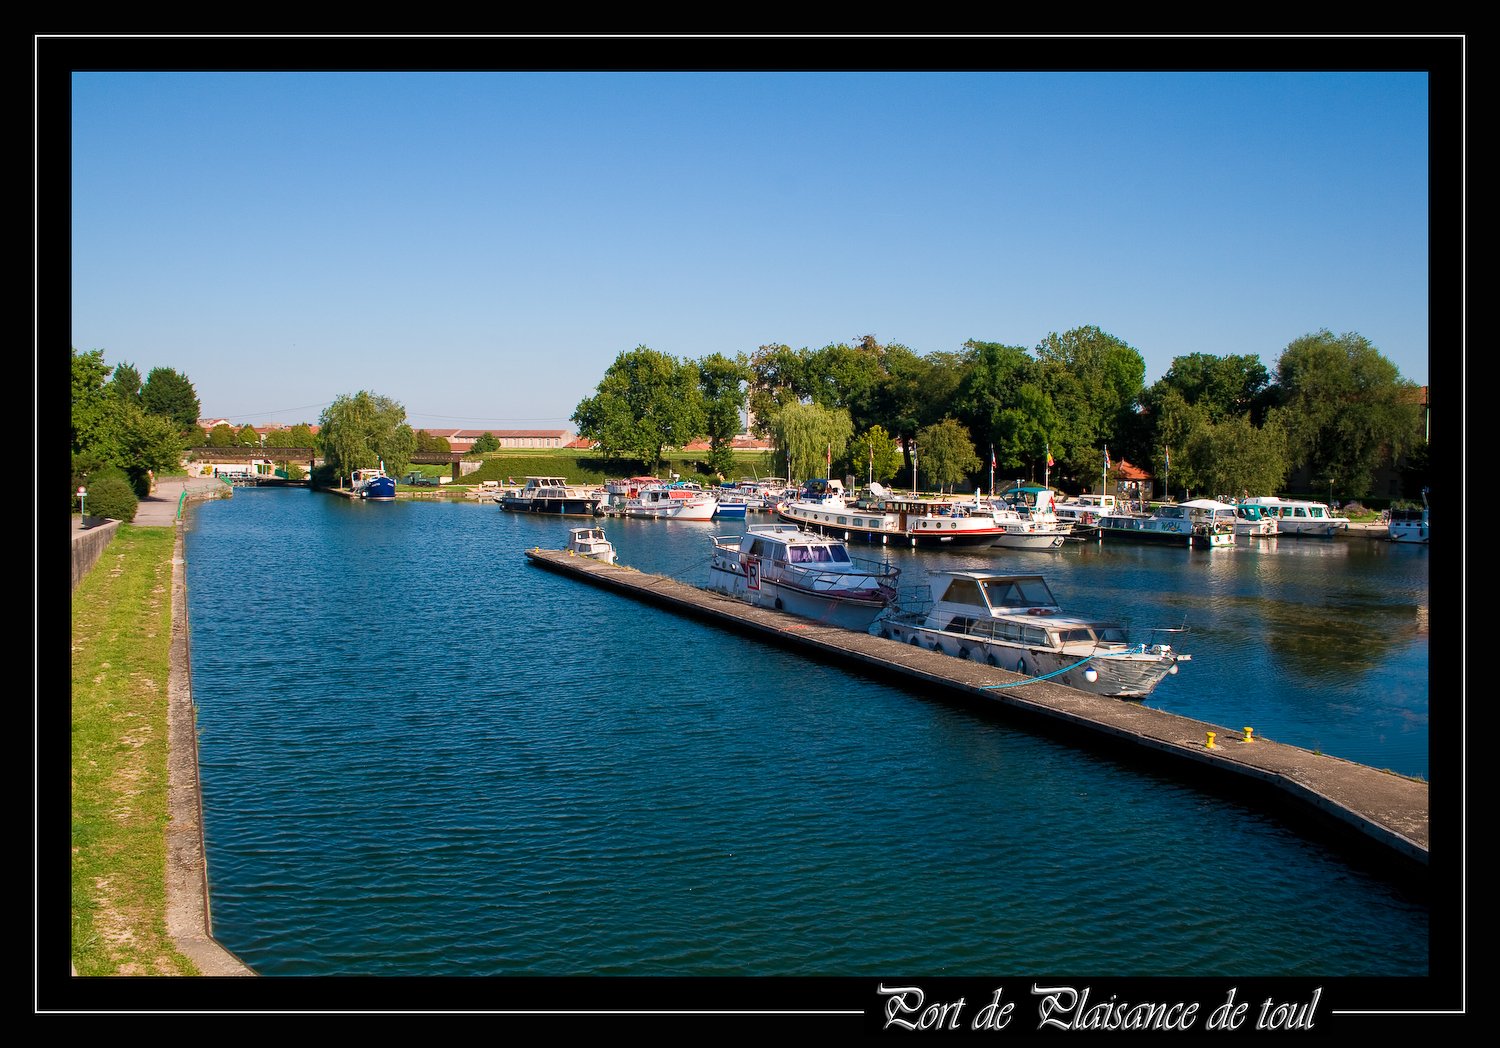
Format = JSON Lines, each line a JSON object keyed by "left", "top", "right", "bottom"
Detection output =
{"left": 826, "top": 443, "right": 832, "bottom": 474}
{"left": 1164, "top": 447, "right": 1170, "bottom": 469}
{"left": 1104, "top": 446, "right": 1110, "bottom": 472}
{"left": 990, "top": 445, "right": 996, "bottom": 470}
{"left": 1047, "top": 446, "right": 1054, "bottom": 468}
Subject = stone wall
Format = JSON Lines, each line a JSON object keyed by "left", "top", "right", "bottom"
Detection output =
{"left": 71, "top": 517, "right": 121, "bottom": 592}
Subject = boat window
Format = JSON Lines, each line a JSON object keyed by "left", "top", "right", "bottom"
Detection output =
{"left": 1022, "top": 625, "right": 1047, "bottom": 645}
{"left": 748, "top": 540, "right": 765, "bottom": 557}
{"left": 789, "top": 546, "right": 809, "bottom": 562}
{"left": 829, "top": 546, "right": 850, "bottom": 562}
{"left": 1294, "top": 507, "right": 1307, "bottom": 517}
{"left": 1309, "top": 507, "right": 1325, "bottom": 518}
{"left": 1097, "top": 626, "right": 1127, "bottom": 643}
{"left": 1057, "top": 628, "right": 1095, "bottom": 644}
{"left": 940, "top": 577, "right": 985, "bottom": 606}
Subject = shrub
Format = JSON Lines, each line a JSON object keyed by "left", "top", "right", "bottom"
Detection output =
{"left": 82, "top": 473, "right": 139, "bottom": 522}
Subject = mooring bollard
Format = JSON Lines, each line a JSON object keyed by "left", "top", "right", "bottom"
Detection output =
{"left": 1243, "top": 726, "right": 1254, "bottom": 743}
{"left": 1206, "top": 731, "right": 1216, "bottom": 749}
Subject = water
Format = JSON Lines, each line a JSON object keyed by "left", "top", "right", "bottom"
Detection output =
{"left": 186, "top": 489, "right": 1430, "bottom": 977}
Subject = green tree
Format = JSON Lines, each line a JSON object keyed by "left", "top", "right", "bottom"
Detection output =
{"left": 471, "top": 432, "right": 500, "bottom": 454}
{"left": 1145, "top": 352, "right": 1272, "bottom": 425}
{"left": 1268, "top": 330, "right": 1423, "bottom": 497}
{"left": 109, "top": 362, "right": 142, "bottom": 404}
{"left": 746, "top": 343, "right": 813, "bottom": 438}
{"left": 768, "top": 400, "right": 853, "bottom": 482}
{"left": 140, "top": 367, "right": 200, "bottom": 432}
{"left": 72, "top": 348, "right": 121, "bottom": 462}
{"left": 571, "top": 346, "right": 705, "bottom": 472}
{"left": 848, "top": 424, "right": 903, "bottom": 485}
{"left": 1036, "top": 326, "right": 1146, "bottom": 484}
{"left": 915, "top": 418, "right": 982, "bottom": 493}
{"left": 207, "top": 423, "right": 237, "bottom": 448}
{"left": 951, "top": 340, "right": 1058, "bottom": 478}
{"left": 414, "top": 429, "right": 453, "bottom": 454}
{"left": 698, "top": 352, "right": 751, "bottom": 478}
{"left": 236, "top": 424, "right": 261, "bottom": 447}
{"left": 1181, "top": 414, "right": 1290, "bottom": 500}
{"left": 319, "top": 391, "right": 417, "bottom": 479}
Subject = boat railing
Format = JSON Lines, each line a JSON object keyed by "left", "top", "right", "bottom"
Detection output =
{"left": 776, "top": 558, "right": 901, "bottom": 598}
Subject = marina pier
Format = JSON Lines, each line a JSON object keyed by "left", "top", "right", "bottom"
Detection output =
{"left": 526, "top": 548, "right": 1428, "bottom": 873}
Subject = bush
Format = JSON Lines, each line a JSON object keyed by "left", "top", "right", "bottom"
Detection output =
{"left": 82, "top": 473, "right": 139, "bottom": 522}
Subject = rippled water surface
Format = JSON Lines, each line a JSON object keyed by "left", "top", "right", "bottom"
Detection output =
{"left": 186, "top": 489, "right": 1431, "bottom": 977}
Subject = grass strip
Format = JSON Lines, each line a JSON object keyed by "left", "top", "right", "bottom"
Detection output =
{"left": 71, "top": 524, "right": 198, "bottom": 975}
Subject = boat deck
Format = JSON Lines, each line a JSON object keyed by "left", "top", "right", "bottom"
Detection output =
{"left": 525, "top": 547, "right": 1428, "bottom": 872}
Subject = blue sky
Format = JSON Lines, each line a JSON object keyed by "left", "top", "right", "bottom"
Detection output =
{"left": 70, "top": 69, "right": 1432, "bottom": 431}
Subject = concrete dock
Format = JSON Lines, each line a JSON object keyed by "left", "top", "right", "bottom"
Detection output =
{"left": 526, "top": 548, "right": 1428, "bottom": 872}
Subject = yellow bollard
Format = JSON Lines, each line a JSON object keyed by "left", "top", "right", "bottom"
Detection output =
{"left": 1243, "top": 726, "right": 1254, "bottom": 743}
{"left": 1206, "top": 731, "right": 1216, "bottom": 749}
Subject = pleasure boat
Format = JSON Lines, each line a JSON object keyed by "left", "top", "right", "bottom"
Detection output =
{"left": 1232, "top": 502, "right": 1280, "bottom": 537}
{"left": 1098, "top": 499, "right": 1236, "bottom": 548}
{"left": 1240, "top": 497, "right": 1350, "bottom": 537}
{"left": 707, "top": 524, "right": 900, "bottom": 630}
{"left": 1388, "top": 489, "right": 1430, "bottom": 544}
{"left": 880, "top": 570, "right": 1190, "bottom": 699}
{"left": 985, "top": 486, "right": 1071, "bottom": 549}
{"left": 776, "top": 480, "right": 1010, "bottom": 548}
{"left": 500, "top": 476, "right": 602, "bottom": 516}
{"left": 1052, "top": 493, "right": 1117, "bottom": 539}
{"left": 350, "top": 466, "right": 396, "bottom": 501}
{"left": 565, "top": 526, "right": 617, "bottom": 564}
{"left": 624, "top": 481, "right": 718, "bottom": 521}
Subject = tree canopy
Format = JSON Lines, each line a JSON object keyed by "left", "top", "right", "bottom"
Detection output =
{"left": 767, "top": 400, "right": 853, "bottom": 483}
{"left": 915, "top": 418, "right": 982, "bottom": 493}
{"left": 319, "top": 391, "right": 416, "bottom": 479}
{"left": 1267, "top": 330, "right": 1423, "bottom": 496}
{"left": 140, "top": 367, "right": 201, "bottom": 433}
{"left": 697, "top": 352, "right": 751, "bottom": 477}
{"left": 72, "top": 348, "right": 188, "bottom": 495}
{"left": 571, "top": 346, "right": 704, "bottom": 472}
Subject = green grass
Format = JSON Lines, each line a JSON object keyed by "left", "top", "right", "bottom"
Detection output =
{"left": 71, "top": 525, "right": 199, "bottom": 976}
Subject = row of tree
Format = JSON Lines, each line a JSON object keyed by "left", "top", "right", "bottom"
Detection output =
{"left": 570, "top": 328, "right": 1426, "bottom": 498}
{"left": 72, "top": 348, "right": 202, "bottom": 498}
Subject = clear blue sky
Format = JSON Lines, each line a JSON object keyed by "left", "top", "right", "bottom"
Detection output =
{"left": 70, "top": 69, "right": 1432, "bottom": 430}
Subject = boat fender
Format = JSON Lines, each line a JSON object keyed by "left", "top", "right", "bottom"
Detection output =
{"left": 1016, "top": 658, "right": 1027, "bottom": 677}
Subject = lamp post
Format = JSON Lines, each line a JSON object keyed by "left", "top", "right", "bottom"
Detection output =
{"left": 77, "top": 486, "right": 86, "bottom": 520}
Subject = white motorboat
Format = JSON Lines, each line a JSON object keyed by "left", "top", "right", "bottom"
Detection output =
{"left": 565, "top": 526, "right": 617, "bottom": 564}
{"left": 625, "top": 481, "right": 718, "bottom": 521}
{"left": 985, "top": 486, "right": 1071, "bottom": 549}
{"left": 1388, "top": 489, "right": 1429, "bottom": 544}
{"left": 1232, "top": 502, "right": 1280, "bottom": 537}
{"left": 707, "top": 523, "right": 900, "bottom": 630}
{"left": 1239, "top": 496, "right": 1350, "bottom": 537}
{"left": 880, "top": 570, "right": 1190, "bottom": 699}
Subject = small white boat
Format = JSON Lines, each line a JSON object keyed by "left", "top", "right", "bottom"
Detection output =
{"left": 1388, "top": 489, "right": 1429, "bottom": 544}
{"left": 501, "top": 476, "right": 602, "bottom": 516}
{"left": 566, "top": 526, "right": 617, "bottom": 564}
{"left": 881, "top": 570, "right": 1190, "bottom": 699}
{"left": 1240, "top": 496, "right": 1350, "bottom": 537}
{"left": 707, "top": 523, "right": 900, "bottom": 630}
{"left": 1232, "top": 502, "right": 1280, "bottom": 537}
{"left": 985, "top": 486, "right": 1071, "bottom": 549}
{"left": 625, "top": 481, "right": 718, "bottom": 521}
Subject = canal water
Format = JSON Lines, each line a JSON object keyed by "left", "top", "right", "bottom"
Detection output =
{"left": 185, "top": 489, "right": 1432, "bottom": 977}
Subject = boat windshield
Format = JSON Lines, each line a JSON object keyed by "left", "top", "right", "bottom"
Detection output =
{"left": 978, "top": 576, "right": 1056, "bottom": 608}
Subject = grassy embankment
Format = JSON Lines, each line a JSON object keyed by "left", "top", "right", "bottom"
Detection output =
{"left": 405, "top": 448, "right": 780, "bottom": 491}
{"left": 71, "top": 524, "right": 198, "bottom": 975}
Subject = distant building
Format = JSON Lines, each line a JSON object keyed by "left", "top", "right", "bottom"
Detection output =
{"left": 428, "top": 429, "right": 573, "bottom": 452}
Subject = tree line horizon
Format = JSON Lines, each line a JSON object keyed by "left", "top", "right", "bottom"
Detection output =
{"left": 570, "top": 326, "right": 1427, "bottom": 500}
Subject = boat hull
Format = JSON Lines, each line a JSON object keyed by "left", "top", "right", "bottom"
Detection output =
{"left": 1098, "top": 525, "right": 1234, "bottom": 549}
{"left": 879, "top": 617, "right": 1181, "bottom": 699}
{"left": 501, "top": 496, "right": 600, "bottom": 515}
{"left": 359, "top": 477, "right": 396, "bottom": 501}
{"left": 706, "top": 562, "right": 891, "bottom": 630}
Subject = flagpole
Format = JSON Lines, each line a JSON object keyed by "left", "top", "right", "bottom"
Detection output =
{"left": 989, "top": 444, "right": 994, "bottom": 499}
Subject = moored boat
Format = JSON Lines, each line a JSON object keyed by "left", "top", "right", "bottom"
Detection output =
{"left": 1387, "top": 489, "right": 1430, "bottom": 544}
{"left": 501, "top": 476, "right": 602, "bottom": 516}
{"left": 777, "top": 480, "right": 1010, "bottom": 548}
{"left": 707, "top": 523, "right": 900, "bottom": 629}
{"left": 351, "top": 466, "right": 396, "bottom": 501}
{"left": 625, "top": 481, "right": 718, "bottom": 521}
{"left": 565, "top": 525, "right": 617, "bottom": 564}
{"left": 1232, "top": 502, "right": 1280, "bottom": 537}
{"left": 1098, "top": 500, "right": 1236, "bottom": 548}
{"left": 880, "top": 570, "right": 1190, "bottom": 699}
{"left": 1240, "top": 496, "right": 1350, "bottom": 537}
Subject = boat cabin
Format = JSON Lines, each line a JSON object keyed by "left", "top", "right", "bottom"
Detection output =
{"left": 922, "top": 571, "right": 1129, "bottom": 647}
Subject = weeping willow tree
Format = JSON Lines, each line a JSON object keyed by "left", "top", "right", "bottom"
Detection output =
{"left": 319, "top": 390, "right": 416, "bottom": 479}
{"left": 768, "top": 400, "right": 853, "bottom": 482}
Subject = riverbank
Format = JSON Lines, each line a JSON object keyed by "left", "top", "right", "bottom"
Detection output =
{"left": 70, "top": 476, "right": 252, "bottom": 977}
